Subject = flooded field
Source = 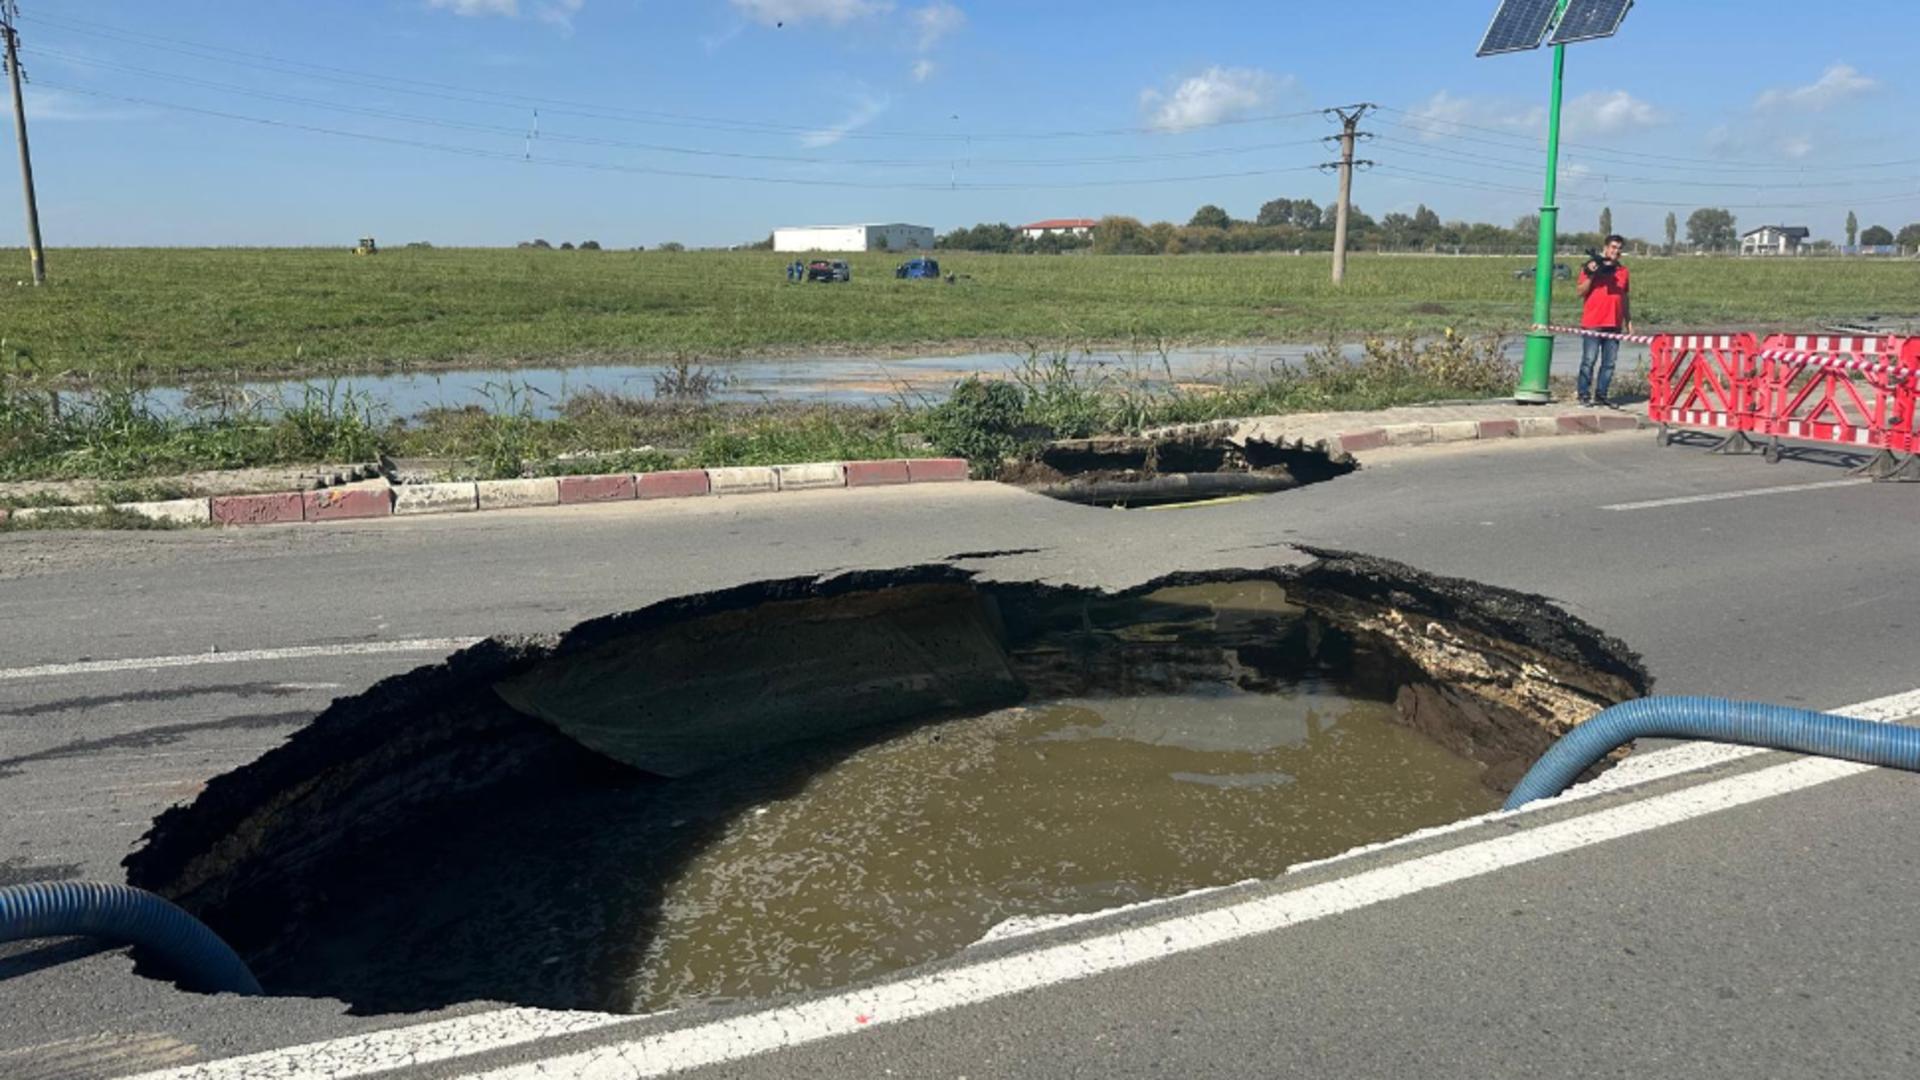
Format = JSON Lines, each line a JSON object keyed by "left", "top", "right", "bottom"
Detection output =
{"left": 131, "top": 338, "right": 1613, "bottom": 418}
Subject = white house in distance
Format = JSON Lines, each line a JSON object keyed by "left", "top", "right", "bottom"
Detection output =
{"left": 1019, "top": 218, "right": 1097, "bottom": 240}
{"left": 773, "top": 223, "right": 935, "bottom": 253}
{"left": 1740, "top": 225, "right": 1811, "bottom": 256}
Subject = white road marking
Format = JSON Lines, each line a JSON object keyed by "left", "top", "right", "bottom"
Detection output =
{"left": 1292, "top": 686, "right": 1920, "bottom": 875}
{"left": 469, "top": 758, "right": 1886, "bottom": 1080}
{"left": 1601, "top": 478, "right": 1870, "bottom": 511}
{"left": 120, "top": 686, "right": 1920, "bottom": 1080}
{"left": 0, "top": 640, "right": 482, "bottom": 682}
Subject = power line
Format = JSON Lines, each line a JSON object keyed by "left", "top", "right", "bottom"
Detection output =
{"left": 34, "top": 81, "right": 1332, "bottom": 191}
{"left": 1371, "top": 135, "right": 1920, "bottom": 192}
{"left": 1371, "top": 164, "right": 1920, "bottom": 211}
{"left": 33, "top": 47, "right": 1338, "bottom": 171}
{"left": 23, "top": 10, "right": 1331, "bottom": 143}
{"left": 1373, "top": 103, "right": 1920, "bottom": 174}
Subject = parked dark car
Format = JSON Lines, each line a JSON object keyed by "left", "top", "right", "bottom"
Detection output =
{"left": 1513, "top": 262, "right": 1573, "bottom": 281}
{"left": 895, "top": 257, "right": 941, "bottom": 279}
{"left": 807, "top": 259, "right": 851, "bottom": 282}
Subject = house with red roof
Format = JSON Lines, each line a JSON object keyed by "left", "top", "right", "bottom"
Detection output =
{"left": 1019, "top": 218, "right": 1097, "bottom": 240}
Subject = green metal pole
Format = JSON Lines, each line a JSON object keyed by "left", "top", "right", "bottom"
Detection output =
{"left": 1515, "top": 39, "right": 1568, "bottom": 403}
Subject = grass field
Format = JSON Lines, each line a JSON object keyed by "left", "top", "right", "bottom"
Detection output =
{"left": 3, "top": 248, "right": 1917, "bottom": 382}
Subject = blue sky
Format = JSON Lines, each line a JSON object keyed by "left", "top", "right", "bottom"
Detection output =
{"left": 8, "top": 0, "right": 1918, "bottom": 247}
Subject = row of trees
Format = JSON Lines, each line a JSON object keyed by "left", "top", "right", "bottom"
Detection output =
{"left": 936, "top": 199, "right": 1920, "bottom": 257}
{"left": 938, "top": 199, "right": 1636, "bottom": 256}
{"left": 517, "top": 238, "right": 605, "bottom": 250}
{"left": 1843, "top": 211, "right": 1917, "bottom": 248}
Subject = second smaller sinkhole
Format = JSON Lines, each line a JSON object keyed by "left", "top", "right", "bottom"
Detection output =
{"left": 1006, "top": 431, "right": 1357, "bottom": 507}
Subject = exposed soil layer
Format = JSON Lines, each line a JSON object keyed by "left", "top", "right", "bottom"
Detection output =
{"left": 124, "top": 553, "right": 1648, "bottom": 1013}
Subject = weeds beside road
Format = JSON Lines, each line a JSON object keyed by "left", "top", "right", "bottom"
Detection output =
{"left": 4, "top": 248, "right": 1914, "bottom": 381}
{"left": 0, "top": 336, "right": 1516, "bottom": 496}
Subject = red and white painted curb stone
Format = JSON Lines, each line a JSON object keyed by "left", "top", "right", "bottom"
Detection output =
{"left": 7, "top": 410, "right": 1652, "bottom": 531}
{"left": 6, "top": 458, "right": 969, "bottom": 530}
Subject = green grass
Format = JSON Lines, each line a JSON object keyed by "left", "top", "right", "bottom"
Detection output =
{"left": 3, "top": 248, "right": 1917, "bottom": 380}
{"left": 2, "top": 333, "right": 1517, "bottom": 485}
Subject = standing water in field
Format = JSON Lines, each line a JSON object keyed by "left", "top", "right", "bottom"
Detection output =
{"left": 128, "top": 338, "right": 1598, "bottom": 418}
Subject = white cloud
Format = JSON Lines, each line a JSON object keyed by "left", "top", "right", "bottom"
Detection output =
{"left": 912, "top": 2, "right": 965, "bottom": 50}
{"left": 23, "top": 88, "right": 140, "bottom": 123}
{"left": 1706, "top": 123, "right": 1816, "bottom": 161}
{"left": 536, "top": 0, "right": 584, "bottom": 30}
{"left": 1140, "top": 67, "right": 1285, "bottom": 133}
{"left": 730, "top": 0, "right": 893, "bottom": 26}
{"left": 1563, "top": 90, "right": 1665, "bottom": 136}
{"left": 1754, "top": 64, "right": 1876, "bottom": 111}
{"left": 911, "top": 58, "right": 936, "bottom": 82}
{"left": 1402, "top": 90, "right": 1541, "bottom": 142}
{"left": 1712, "top": 122, "right": 1812, "bottom": 160}
{"left": 428, "top": 0, "right": 518, "bottom": 15}
{"left": 799, "top": 93, "right": 890, "bottom": 147}
{"left": 426, "top": 0, "right": 582, "bottom": 29}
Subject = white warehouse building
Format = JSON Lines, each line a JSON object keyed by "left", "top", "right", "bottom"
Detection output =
{"left": 773, "top": 223, "right": 935, "bottom": 253}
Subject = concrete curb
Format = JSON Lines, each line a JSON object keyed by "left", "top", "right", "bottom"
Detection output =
{"left": 6, "top": 405, "right": 1646, "bottom": 532}
{"left": 7, "top": 458, "right": 970, "bottom": 530}
{"left": 1329, "top": 411, "right": 1648, "bottom": 455}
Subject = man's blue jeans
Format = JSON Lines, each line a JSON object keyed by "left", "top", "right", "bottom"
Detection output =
{"left": 1578, "top": 332, "right": 1619, "bottom": 402}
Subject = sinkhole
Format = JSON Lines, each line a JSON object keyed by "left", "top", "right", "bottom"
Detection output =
{"left": 1008, "top": 429, "right": 1357, "bottom": 508}
{"left": 125, "top": 553, "right": 1646, "bottom": 1015}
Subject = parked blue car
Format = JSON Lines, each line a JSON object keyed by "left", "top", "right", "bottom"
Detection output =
{"left": 895, "top": 257, "right": 941, "bottom": 279}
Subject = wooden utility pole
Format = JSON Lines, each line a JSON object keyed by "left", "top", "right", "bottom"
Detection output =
{"left": 1323, "top": 104, "right": 1372, "bottom": 286}
{"left": 3, "top": 1, "right": 46, "bottom": 286}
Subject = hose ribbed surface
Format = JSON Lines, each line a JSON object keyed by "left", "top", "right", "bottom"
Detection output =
{"left": 0, "top": 881, "right": 261, "bottom": 995}
{"left": 1506, "top": 695, "right": 1920, "bottom": 811}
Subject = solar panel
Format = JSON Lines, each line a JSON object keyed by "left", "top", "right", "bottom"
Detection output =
{"left": 1475, "top": 0, "right": 1559, "bottom": 56}
{"left": 1548, "top": 0, "right": 1634, "bottom": 45}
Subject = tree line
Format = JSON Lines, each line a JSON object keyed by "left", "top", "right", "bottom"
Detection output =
{"left": 936, "top": 199, "right": 1920, "bottom": 256}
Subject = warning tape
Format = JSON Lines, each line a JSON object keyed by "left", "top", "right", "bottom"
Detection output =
{"left": 1755, "top": 348, "right": 1919, "bottom": 379}
{"left": 1534, "top": 324, "right": 1658, "bottom": 345}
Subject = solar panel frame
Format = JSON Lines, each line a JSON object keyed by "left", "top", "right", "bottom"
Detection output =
{"left": 1548, "top": 0, "right": 1634, "bottom": 45}
{"left": 1475, "top": 0, "right": 1560, "bottom": 56}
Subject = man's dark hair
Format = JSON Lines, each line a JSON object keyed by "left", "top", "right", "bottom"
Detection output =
{"left": 1605, "top": 234, "right": 1626, "bottom": 247}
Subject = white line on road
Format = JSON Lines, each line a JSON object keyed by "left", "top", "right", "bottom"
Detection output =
{"left": 1601, "top": 478, "right": 1869, "bottom": 511}
{"left": 464, "top": 759, "right": 1883, "bottom": 1080}
{"left": 121, "top": 686, "right": 1920, "bottom": 1080}
{"left": 0, "top": 640, "right": 482, "bottom": 682}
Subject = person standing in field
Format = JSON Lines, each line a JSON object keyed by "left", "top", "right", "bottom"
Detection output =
{"left": 1576, "top": 234, "right": 1631, "bottom": 407}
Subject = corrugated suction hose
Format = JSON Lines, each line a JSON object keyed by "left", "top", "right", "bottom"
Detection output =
{"left": 1505, "top": 695, "right": 1920, "bottom": 811}
{"left": 0, "top": 880, "right": 261, "bottom": 995}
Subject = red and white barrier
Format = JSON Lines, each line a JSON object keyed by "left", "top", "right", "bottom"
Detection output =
{"left": 1648, "top": 334, "right": 1762, "bottom": 435}
{"left": 1894, "top": 341, "right": 1920, "bottom": 455}
{"left": 1755, "top": 334, "right": 1915, "bottom": 454}
{"left": 1642, "top": 330, "right": 1918, "bottom": 476}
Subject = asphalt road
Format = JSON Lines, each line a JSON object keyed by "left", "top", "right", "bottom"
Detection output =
{"left": 1, "top": 429, "right": 1917, "bottom": 1079}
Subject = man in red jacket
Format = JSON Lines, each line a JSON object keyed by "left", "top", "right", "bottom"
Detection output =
{"left": 1576, "top": 234, "right": 1633, "bottom": 408}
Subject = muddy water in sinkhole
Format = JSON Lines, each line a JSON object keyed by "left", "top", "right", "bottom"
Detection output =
{"left": 161, "top": 580, "right": 1511, "bottom": 1015}
{"left": 629, "top": 690, "right": 1496, "bottom": 1010}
